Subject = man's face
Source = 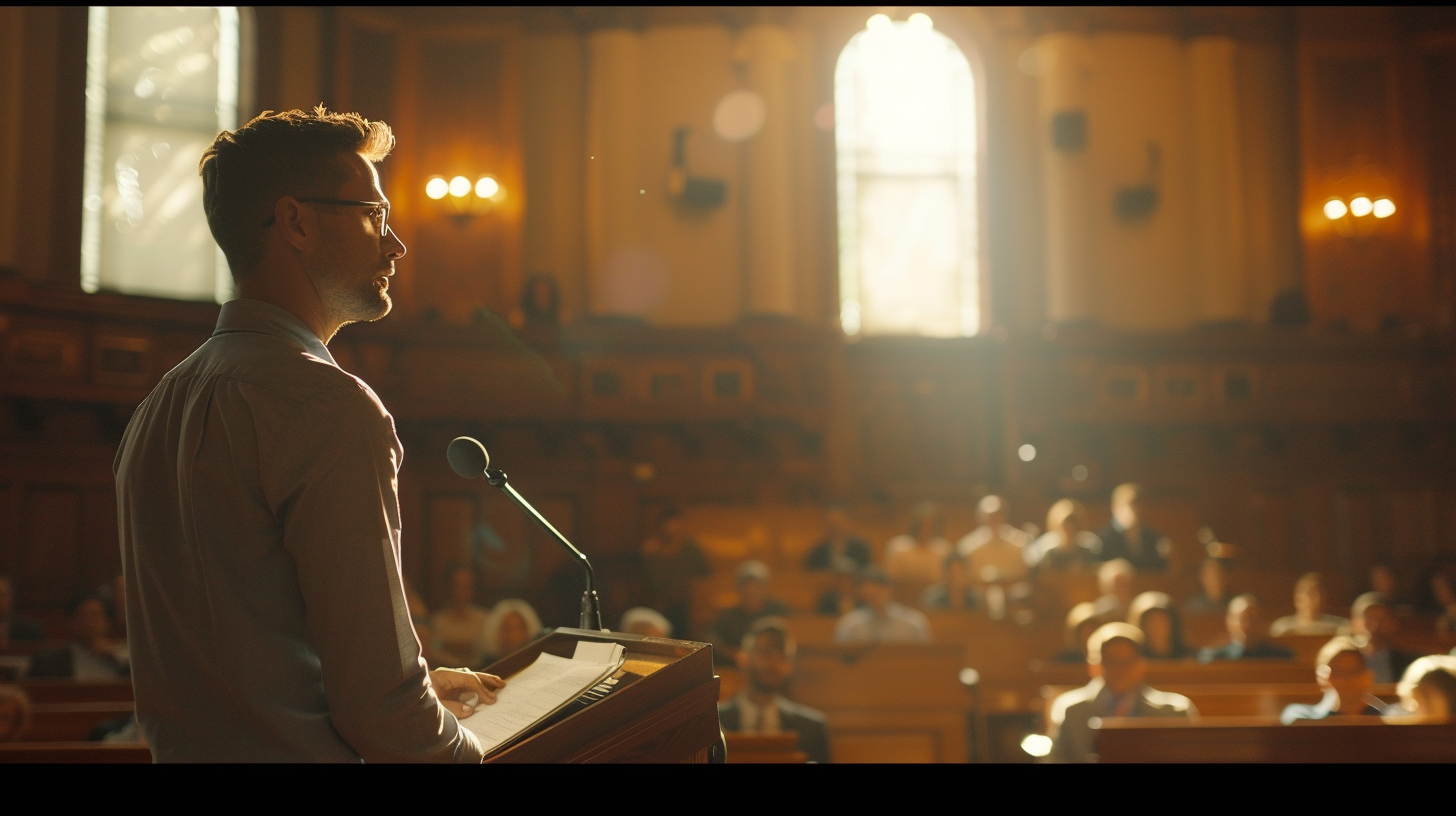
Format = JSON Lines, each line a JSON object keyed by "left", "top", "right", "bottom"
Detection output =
{"left": 739, "top": 578, "right": 767, "bottom": 612}
{"left": 1228, "top": 599, "right": 1259, "bottom": 641}
{"left": 73, "top": 600, "right": 110, "bottom": 644}
{"left": 1320, "top": 651, "right": 1373, "bottom": 706}
{"left": 302, "top": 153, "right": 406, "bottom": 330}
{"left": 1201, "top": 561, "right": 1225, "bottom": 597}
{"left": 859, "top": 580, "right": 892, "bottom": 612}
{"left": 744, "top": 637, "right": 792, "bottom": 694}
{"left": 1355, "top": 604, "right": 1395, "bottom": 645}
{"left": 1295, "top": 585, "right": 1321, "bottom": 617}
{"left": 1100, "top": 640, "right": 1146, "bottom": 696}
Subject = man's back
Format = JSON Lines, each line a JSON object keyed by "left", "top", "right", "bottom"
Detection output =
{"left": 116, "top": 300, "right": 476, "bottom": 763}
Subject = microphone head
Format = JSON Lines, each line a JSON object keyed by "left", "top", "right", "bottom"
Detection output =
{"left": 446, "top": 436, "right": 490, "bottom": 479}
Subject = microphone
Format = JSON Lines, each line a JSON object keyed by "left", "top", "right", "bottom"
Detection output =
{"left": 446, "top": 436, "right": 604, "bottom": 631}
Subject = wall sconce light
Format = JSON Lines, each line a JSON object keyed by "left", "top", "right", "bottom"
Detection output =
{"left": 1323, "top": 194, "right": 1394, "bottom": 237}
{"left": 425, "top": 174, "right": 504, "bottom": 223}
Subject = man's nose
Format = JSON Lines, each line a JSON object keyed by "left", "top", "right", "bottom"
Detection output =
{"left": 385, "top": 225, "right": 407, "bottom": 260}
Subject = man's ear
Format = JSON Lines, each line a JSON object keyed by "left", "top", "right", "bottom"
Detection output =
{"left": 275, "top": 196, "right": 310, "bottom": 251}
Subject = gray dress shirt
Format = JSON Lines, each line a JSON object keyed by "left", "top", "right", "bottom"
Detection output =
{"left": 115, "top": 299, "right": 482, "bottom": 763}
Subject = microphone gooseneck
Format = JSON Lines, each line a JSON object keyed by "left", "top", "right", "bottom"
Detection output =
{"left": 446, "top": 436, "right": 604, "bottom": 631}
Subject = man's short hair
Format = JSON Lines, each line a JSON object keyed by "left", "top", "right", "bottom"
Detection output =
{"left": 1351, "top": 591, "right": 1388, "bottom": 620}
{"left": 1111, "top": 482, "right": 1141, "bottom": 507}
{"left": 1294, "top": 572, "right": 1323, "bottom": 596}
{"left": 1315, "top": 636, "right": 1365, "bottom": 674}
{"left": 1086, "top": 622, "right": 1144, "bottom": 665}
{"left": 741, "top": 617, "right": 796, "bottom": 659}
{"left": 199, "top": 106, "right": 395, "bottom": 276}
{"left": 619, "top": 606, "right": 672, "bottom": 637}
{"left": 1227, "top": 592, "right": 1259, "bottom": 616}
{"left": 1396, "top": 655, "right": 1456, "bottom": 713}
{"left": 1097, "top": 558, "right": 1135, "bottom": 592}
{"left": 977, "top": 495, "right": 1006, "bottom": 518}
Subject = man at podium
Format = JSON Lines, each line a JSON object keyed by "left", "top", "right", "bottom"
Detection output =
{"left": 115, "top": 108, "right": 503, "bottom": 762}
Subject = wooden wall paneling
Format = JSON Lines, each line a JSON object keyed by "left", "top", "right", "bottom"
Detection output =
{"left": 19, "top": 486, "right": 81, "bottom": 606}
{"left": 0, "top": 481, "right": 14, "bottom": 580}
{"left": 79, "top": 483, "right": 118, "bottom": 590}
{"left": 424, "top": 491, "right": 477, "bottom": 606}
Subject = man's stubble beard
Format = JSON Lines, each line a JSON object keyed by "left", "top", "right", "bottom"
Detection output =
{"left": 317, "top": 270, "right": 392, "bottom": 330}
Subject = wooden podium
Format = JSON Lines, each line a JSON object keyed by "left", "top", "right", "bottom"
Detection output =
{"left": 479, "top": 628, "right": 725, "bottom": 763}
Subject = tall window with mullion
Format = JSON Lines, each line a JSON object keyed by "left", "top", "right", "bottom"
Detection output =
{"left": 835, "top": 14, "right": 980, "bottom": 338}
{"left": 82, "top": 7, "right": 240, "bottom": 303}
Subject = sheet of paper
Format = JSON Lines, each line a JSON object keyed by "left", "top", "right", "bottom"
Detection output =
{"left": 458, "top": 648, "right": 622, "bottom": 755}
{"left": 573, "top": 640, "right": 624, "bottom": 665}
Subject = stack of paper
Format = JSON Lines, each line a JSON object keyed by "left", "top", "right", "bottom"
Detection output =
{"left": 459, "top": 640, "right": 626, "bottom": 756}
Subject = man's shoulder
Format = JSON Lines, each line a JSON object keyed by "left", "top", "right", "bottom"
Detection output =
{"left": 179, "top": 333, "right": 376, "bottom": 407}
{"left": 778, "top": 698, "right": 828, "bottom": 726}
{"left": 889, "top": 602, "right": 929, "bottom": 624}
{"left": 1051, "top": 683, "right": 1101, "bottom": 724}
{"left": 1142, "top": 687, "right": 1196, "bottom": 714}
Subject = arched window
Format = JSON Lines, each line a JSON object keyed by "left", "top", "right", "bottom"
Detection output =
{"left": 81, "top": 7, "right": 242, "bottom": 303}
{"left": 835, "top": 13, "right": 979, "bottom": 337}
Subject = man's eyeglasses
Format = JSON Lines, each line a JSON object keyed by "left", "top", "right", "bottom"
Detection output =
{"left": 261, "top": 198, "right": 390, "bottom": 233}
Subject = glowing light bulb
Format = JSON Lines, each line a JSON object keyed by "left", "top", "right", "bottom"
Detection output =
{"left": 1323, "top": 199, "right": 1347, "bottom": 220}
{"left": 867, "top": 13, "right": 891, "bottom": 31}
{"left": 448, "top": 176, "right": 471, "bottom": 198}
{"left": 425, "top": 177, "right": 449, "bottom": 200}
{"left": 1021, "top": 734, "right": 1053, "bottom": 758}
{"left": 475, "top": 176, "right": 499, "bottom": 199}
{"left": 1373, "top": 198, "right": 1395, "bottom": 218}
{"left": 908, "top": 12, "right": 933, "bottom": 30}
{"left": 1018, "top": 444, "right": 1037, "bottom": 462}
{"left": 1350, "top": 196, "right": 1373, "bottom": 217}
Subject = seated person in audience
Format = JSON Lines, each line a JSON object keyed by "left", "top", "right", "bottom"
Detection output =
{"left": 1093, "top": 559, "right": 1137, "bottom": 623}
{"left": 1392, "top": 655, "right": 1456, "bottom": 723}
{"left": 0, "top": 685, "right": 32, "bottom": 743}
{"left": 29, "top": 593, "right": 129, "bottom": 679}
{"left": 1368, "top": 563, "right": 1417, "bottom": 614}
{"left": 639, "top": 509, "right": 711, "bottom": 640}
{"left": 816, "top": 557, "right": 863, "bottom": 617}
{"left": 1281, "top": 636, "right": 1383, "bottom": 723}
{"left": 1431, "top": 572, "right": 1456, "bottom": 635}
{"left": 713, "top": 561, "right": 791, "bottom": 663}
{"left": 1095, "top": 483, "right": 1170, "bottom": 572}
{"left": 956, "top": 495, "right": 1031, "bottom": 588}
{"left": 1182, "top": 556, "right": 1234, "bottom": 616}
{"left": 1350, "top": 592, "right": 1417, "bottom": 684}
{"left": 1270, "top": 572, "right": 1348, "bottom": 637}
{"left": 718, "top": 618, "right": 832, "bottom": 763}
{"left": 0, "top": 575, "right": 44, "bottom": 647}
{"left": 834, "top": 567, "right": 931, "bottom": 644}
{"left": 884, "top": 501, "right": 952, "bottom": 588}
{"left": 482, "top": 599, "right": 542, "bottom": 665}
{"left": 619, "top": 606, "right": 673, "bottom": 639}
{"left": 1127, "top": 591, "right": 1189, "bottom": 659}
{"left": 1024, "top": 499, "right": 1101, "bottom": 574}
{"left": 1199, "top": 594, "right": 1295, "bottom": 662}
{"left": 803, "top": 506, "right": 873, "bottom": 571}
{"left": 1054, "top": 602, "right": 1103, "bottom": 663}
{"left": 1047, "top": 622, "right": 1197, "bottom": 763}
{"left": 920, "top": 556, "right": 976, "bottom": 611}
{"left": 430, "top": 564, "right": 492, "bottom": 669}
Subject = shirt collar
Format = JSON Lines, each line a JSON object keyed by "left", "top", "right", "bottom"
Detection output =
{"left": 214, "top": 299, "right": 337, "bottom": 367}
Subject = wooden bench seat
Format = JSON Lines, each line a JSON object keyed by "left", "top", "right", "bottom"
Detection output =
{"left": 1040, "top": 683, "right": 1398, "bottom": 727}
{"left": 1094, "top": 718, "right": 1456, "bottom": 763}
{"left": 26, "top": 701, "right": 135, "bottom": 743}
{"left": 724, "top": 733, "right": 807, "bottom": 764}
{"left": 18, "top": 680, "right": 134, "bottom": 705}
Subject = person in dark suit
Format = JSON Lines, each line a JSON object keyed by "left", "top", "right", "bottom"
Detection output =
{"left": 717, "top": 618, "right": 831, "bottom": 763}
{"left": 1281, "top": 637, "right": 1384, "bottom": 723}
{"left": 711, "top": 561, "right": 790, "bottom": 665}
{"left": 1350, "top": 592, "right": 1418, "bottom": 683}
{"left": 1198, "top": 594, "right": 1295, "bottom": 662}
{"left": 803, "top": 507, "right": 872, "bottom": 571}
{"left": 0, "top": 576, "right": 44, "bottom": 646}
{"left": 1094, "top": 483, "right": 1171, "bottom": 572}
{"left": 27, "top": 594, "right": 128, "bottom": 680}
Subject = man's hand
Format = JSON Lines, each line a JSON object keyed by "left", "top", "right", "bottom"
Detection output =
{"left": 429, "top": 668, "right": 507, "bottom": 719}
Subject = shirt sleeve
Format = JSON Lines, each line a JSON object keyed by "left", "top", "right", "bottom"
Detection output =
{"left": 264, "top": 379, "right": 483, "bottom": 763}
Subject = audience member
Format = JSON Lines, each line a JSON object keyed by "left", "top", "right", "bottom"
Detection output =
{"left": 518, "top": 272, "right": 561, "bottom": 326}
{"left": 956, "top": 495, "right": 1031, "bottom": 588}
{"left": 815, "top": 558, "right": 862, "bottom": 617}
{"left": 1350, "top": 592, "right": 1417, "bottom": 683}
{"left": 1046, "top": 622, "right": 1197, "bottom": 763}
{"left": 29, "top": 593, "right": 129, "bottom": 679}
{"left": 0, "top": 685, "right": 32, "bottom": 742}
{"left": 1269, "top": 572, "right": 1348, "bottom": 637}
{"left": 1092, "top": 559, "right": 1136, "bottom": 623}
{"left": 1280, "top": 637, "right": 1382, "bottom": 723}
{"left": 1054, "top": 602, "right": 1102, "bottom": 663}
{"left": 1392, "top": 655, "right": 1456, "bottom": 723}
{"left": 619, "top": 607, "right": 673, "bottom": 639}
{"left": 1368, "top": 564, "right": 1416, "bottom": 614}
{"left": 834, "top": 567, "right": 931, "bottom": 644}
{"left": 883, "top": 502, "right": 952, "bottom": 587}
{"left": 96, "top": 574, "right": 127, "bottom": 638}
{"left": 1198, "top": 594, "right": 1295, "bottom": 662}
{"left": 0, "top": 576, "right": 43, "bottom": 647}
{"left": 1127, "top": 591, "right": 1189, "bottom": 659}
{"left": 1095, "top": 483, "right": 1171, "bottom": 572}
{"left": 803, "top": 506, "right": 873, "bottom": 571}
{"left": 1024, "top": 499, "right": 1101, "bottom": 573}
{"left": 718, "top": 618, "right": 832, "bottom": 763}
{"left": 713, "top": 561, "right": 790, "bottom": 664}
{"left": 429, "top": 564, "right": 491, "bottom": 669}
{"left": 1431, "top": 572, "right": 1456, "bottom": 635}
{"left": 639, "top": 510, "right": 711, "bottom": 640}
{"left": 920, "top": 556, "right": 976, "bottom": 611}
{"left": 1182, "top": 557, "right": 1233, "bottom": 616}
{"left": 482, "top": 599, "right": 542, "bottom": 664}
